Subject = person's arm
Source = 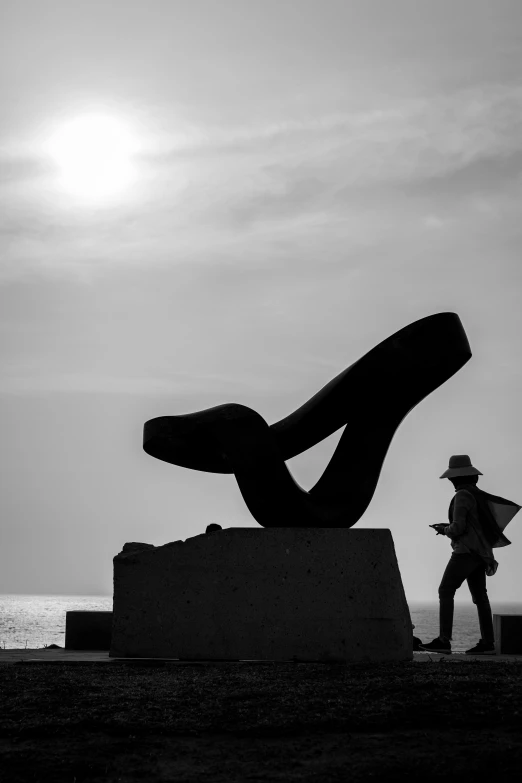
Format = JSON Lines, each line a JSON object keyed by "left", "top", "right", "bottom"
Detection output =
{"left": 443, "top": 490, "right": 474, "bottom": 539}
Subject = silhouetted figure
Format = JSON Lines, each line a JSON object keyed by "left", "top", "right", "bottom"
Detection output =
{"left": 420, "top": 455, "right": 520, "bottom": 656}
{"left": 205, "top": 523, "right": 222, "bottom": 534}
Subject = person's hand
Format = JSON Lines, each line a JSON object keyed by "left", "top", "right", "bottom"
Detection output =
{"left": 432, "top": 524, "right": 447, "bottom": 535}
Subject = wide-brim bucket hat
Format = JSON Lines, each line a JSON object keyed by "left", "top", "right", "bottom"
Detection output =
{"left": 440, "top": 454, "right": 483, "bottom": 479}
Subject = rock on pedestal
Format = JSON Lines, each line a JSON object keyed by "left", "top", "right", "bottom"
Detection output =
{"left": 110, "top": 529, "right": 412, "bottom": 662}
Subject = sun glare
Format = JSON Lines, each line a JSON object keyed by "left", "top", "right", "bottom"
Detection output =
{"left": 47, "top": 114, "right": 138, "bottom": 201}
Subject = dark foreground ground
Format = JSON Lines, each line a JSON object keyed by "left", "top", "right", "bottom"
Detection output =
{"left": 1, "top": 659, "right": 521, "bottom": 782}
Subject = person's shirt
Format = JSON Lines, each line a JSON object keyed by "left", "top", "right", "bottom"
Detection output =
{"left": 443, "top": 485, "right": 497, "bottom": 574}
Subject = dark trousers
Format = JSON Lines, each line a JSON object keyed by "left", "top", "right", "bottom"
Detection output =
{"left": 438, "top": 553, "right": 494, "bottom": 644}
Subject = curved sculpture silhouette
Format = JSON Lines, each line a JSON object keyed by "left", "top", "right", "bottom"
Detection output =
{"left": 144, "top": 312, "right": 471, "bottom": 528}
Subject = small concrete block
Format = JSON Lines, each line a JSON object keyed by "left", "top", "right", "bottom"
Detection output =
{"left": 65, "top": 611, "right": 113, "bottom": 650}
{"left": 110, "top": 528, "right": 412, "bottom": 662}
{"left": 493, "top": 615, "right": 522, "bottom": 655}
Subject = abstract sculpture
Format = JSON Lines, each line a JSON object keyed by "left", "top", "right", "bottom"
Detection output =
{"left": 144, "top": 312, "right": 471, "bottom": 528}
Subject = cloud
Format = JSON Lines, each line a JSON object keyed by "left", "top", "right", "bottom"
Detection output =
{"left": 398, "top": 148, "right": 522, "bottom": 200}
{"left": 153, "top": 82, "right": 522, "bottom": 173}
{"left": 0, "top": 371, "right": 254, "bottom": 395}
{"left": 131, "top": 82, "right": 522, "bottom": 237}
{"left": 1, "top": 82, "right": 521, "bottom": 283}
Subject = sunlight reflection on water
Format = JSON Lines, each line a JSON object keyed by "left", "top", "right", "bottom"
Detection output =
{"left": 0, "top": 594, "right": 112, "bottom": 649}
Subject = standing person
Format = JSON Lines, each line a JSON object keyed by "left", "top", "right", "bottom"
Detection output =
{"left": 420, "top": 455, "right": 520, "bottom": 655}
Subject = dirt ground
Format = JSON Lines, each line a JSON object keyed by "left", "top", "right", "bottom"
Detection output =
{"left": 1, "top": 659, "right": 521, "bottom": 782}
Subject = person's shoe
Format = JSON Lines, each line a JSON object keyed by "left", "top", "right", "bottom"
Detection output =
{"left": 465, "top": 639, "right": 496, "bottom": 655}
{"left": 418, "top": 637, "right": 452, "bottom": 654}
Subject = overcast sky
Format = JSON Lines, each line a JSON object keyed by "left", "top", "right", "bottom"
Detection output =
{"left": 1, "top": 0, "right": 521, "bottom": 602}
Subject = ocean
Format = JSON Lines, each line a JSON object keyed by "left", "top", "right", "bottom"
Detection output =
{"left": 0, "top": 595, "right": 113, "bottom": 650}
{"left": 0, "top": 595, "right": 521, "bottom": 651}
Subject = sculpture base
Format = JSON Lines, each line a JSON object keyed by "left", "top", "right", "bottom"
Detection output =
{"left": 110, "top": 529, "right": 412, "bottom": 662}
{"left": 65, "top": 611, "right": 113, "bottom": 650}
{"left": 494, "top": 614, "right": 522, "bottom": 654}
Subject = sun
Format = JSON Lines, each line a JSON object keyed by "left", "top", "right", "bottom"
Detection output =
{"left": 47, "top": 114, "right": 138, "bottom": 201}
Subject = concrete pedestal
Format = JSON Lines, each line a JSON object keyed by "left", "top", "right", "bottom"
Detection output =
{"left": 494, "top": 614, "right": 522, "bottom": 655}
{"left": 110, "top": 528, "right": 412, "bottom": 662}
{"left": 65, "top": 611, "right": 113, "bottom": 650}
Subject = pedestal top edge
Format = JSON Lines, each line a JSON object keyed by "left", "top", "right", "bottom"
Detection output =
{"left": 117, "top": 529, "right": 394, "bottom": 557}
